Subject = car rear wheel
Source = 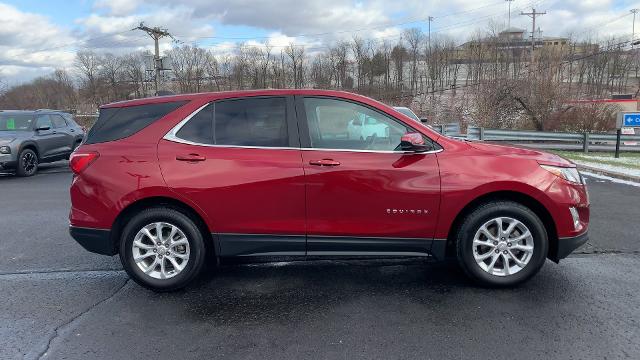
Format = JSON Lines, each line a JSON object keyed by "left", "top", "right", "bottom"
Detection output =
{"left": 455, "top": 201, "right": 548, "bottom": 287}
{"left": 16, "top": 149, "right": 38, "bottom": 177}
{"left": 119, "top": 207, "right": 207, "bottom": 292}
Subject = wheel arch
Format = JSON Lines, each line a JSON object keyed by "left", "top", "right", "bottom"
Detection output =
{"left": 444, "top": 190, "right": 559, "bottom": 261}
{"left": 110, "top": 196, "right": 215, "bottom": 256}
{"left": 19, "top": 141, "right": 40, "bottom": 158}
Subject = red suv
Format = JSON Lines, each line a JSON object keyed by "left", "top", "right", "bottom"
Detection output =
{"left": 69, "top": 90, "right": 589, "bottom": 291}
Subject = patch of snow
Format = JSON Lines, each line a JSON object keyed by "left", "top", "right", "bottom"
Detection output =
{"left": 574, "top": 155, "right": 640, "bottom": 167}
{"left": 581, "top": 171, "right": 640, "bottom": 188}
{"left": 573, "top": 160, "right": 640, "bottom": 178}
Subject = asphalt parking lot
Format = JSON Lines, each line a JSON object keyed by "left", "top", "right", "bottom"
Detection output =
{"left": 1, "top": 163, "right": 639, "bottom": 360}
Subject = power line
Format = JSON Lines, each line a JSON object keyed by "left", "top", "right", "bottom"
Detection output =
{"left": 8, "top": 29, "right": 136, "bottom": 58}
{"left": 178, "top": 0, "right": 547, "bottom": 52}
{"left": 173, "top": 0, "right": 522, "bottom": 42}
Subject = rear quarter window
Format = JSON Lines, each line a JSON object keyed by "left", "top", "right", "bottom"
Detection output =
{"left": 86, "top": 101, "right": 187, "bottom": 144}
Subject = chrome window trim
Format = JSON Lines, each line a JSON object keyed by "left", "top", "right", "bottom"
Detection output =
{"left": 302, "top": 147, "right": 443, "bottom": 155}
{"left": 163, "top": 102, "right": 210, "bottom": 142}
{"left": 165, "top": 136, "right": 300, "bottom": 151}
{"left": 163, "top": 101, "right": 444, "bottom": 154}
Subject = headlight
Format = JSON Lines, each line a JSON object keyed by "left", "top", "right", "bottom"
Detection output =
{"left": 540, "top": 164, "right": 583, "bottom": 184}
{"left": 0, "top": 146, "right": 10, "bottom": 154}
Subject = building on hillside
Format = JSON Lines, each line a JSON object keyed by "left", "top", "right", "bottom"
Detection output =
{"left": 453, "top": 27, "right": 598, "bottom": 63}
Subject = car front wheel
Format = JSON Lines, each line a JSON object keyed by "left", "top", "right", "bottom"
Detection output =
{"left": 119, "top": 207, "right": 207, "bottom": 292}
{"left": 456, "top": 201, "right": 548, "bottom": 287}
{"left": 16, "top": 149, "right": 38, "bottom": 177}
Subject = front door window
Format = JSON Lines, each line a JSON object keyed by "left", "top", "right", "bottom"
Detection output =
{"left": 303, "top": 97, "right": 412, "bottom": 151}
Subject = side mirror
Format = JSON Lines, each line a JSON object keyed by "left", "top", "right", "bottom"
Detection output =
{"left": 400, "top": 133, "right": 430, "bottom": 152}
{"left": 36, "top": 126, "right": 51, "bottom": 131}
{"left": 352, "top": 119, "right": 363, "bottom": 126}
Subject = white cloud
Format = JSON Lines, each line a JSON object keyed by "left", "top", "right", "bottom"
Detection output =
{"left": 93, "top": 0, "right": 142, "bottom": 16}
{"left": 0, "top": 3, "right": 76, "bottom": 84}
{"left": 1, "top": 0, "right": 638, "bottom": 85}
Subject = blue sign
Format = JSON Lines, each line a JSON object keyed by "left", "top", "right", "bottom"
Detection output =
{"left": 623, "top": 113, "right": 640, "bottom": 127}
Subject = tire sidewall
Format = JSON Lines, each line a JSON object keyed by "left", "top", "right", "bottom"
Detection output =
{"left": 119, "top": 208, "right": 206, "bottom": 291}
{"left": 458, "top": 202, "right": 548, "bottom": 286}
{"left": 17, "top": 149, "right": 38, "bottom": 177}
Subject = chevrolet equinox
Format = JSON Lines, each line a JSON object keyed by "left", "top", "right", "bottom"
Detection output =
{"left": 69, "top": 90, "right": 589, "bottom": 291}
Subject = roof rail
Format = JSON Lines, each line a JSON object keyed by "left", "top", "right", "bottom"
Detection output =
{"left": 35, "top": 109, "right": 60, "bottom": 112}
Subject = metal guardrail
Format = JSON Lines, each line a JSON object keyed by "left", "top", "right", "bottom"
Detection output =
{"left": 431, "top": 124, "right": 640, "bottom": 152}
{"left": 431, "top": 123, "right": 461, "bottom": 137}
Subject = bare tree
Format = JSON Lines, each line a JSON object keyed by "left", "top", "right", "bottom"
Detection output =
{"left": 404, "top": 28, "right": 424, "bottom": 94}
{"left": 329, "top": 41, "right": 350, "bottom": 89}
{"left": 123, "top": 51, "right": 149, "bottom": 98}
{"left": 99, "top": 53, "right": 126, "bottom": 101}
{"left": 0, "top": 71, "right": 77, "bottom": 110}
{"left": 285, "top": 43, "right": 305, "bottom": 88}
{"left": 75, "top": 51, "right": 102, "bottom": 106}
{"left": 390, "top": 43, "right": 407, "bottom": 90}
{"left": 168, "top": 45, "right": 209, "bottom": 93}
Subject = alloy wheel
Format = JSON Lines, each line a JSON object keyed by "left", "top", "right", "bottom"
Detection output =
{"left": 472, "top": 217, "right": 534, "bottom": 276}
{"left": 22, "top": 152, "right": 37, "bottom": 174}
{"left": 131, "top": 222, "right": 190, "bottom": 280}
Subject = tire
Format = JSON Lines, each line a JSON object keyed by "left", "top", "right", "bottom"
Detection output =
{"left": 455, "top": 201, "right": 548, "bottom": 287}
{"left": 119, "top": 207, "right": 207, "bottom": 292}
{"left": 16, "top": 149, "right": 38, "bottom": 177}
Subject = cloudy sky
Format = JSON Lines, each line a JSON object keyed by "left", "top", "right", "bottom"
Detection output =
{"left": 0, "top": 0, "right": 637, "bottom": 84}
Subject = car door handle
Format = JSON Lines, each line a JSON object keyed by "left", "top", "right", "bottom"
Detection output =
{"left": 176, "top": 154, "right": 206, "bottom": 162}
{"left": 309, "top": 159, "right": 341, "bottom": 166}
{"left": 70, "top": 129, "right": 75, "bottom": 132}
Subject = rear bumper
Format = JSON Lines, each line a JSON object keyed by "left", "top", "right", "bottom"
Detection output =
{"left": 69, "top": 226, "right": 116, "bottom": 256}
{"left": 553, "top": 231, "right": 588, "bottom": 262}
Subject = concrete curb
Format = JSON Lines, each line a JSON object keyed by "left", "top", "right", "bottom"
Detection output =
{"left": 577, "top": 164, "right": 640, "bottom": 183}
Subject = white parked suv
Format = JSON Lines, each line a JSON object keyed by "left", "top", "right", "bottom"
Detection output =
{"left": 347, "top": 115, "right": 389, "bottom": 140}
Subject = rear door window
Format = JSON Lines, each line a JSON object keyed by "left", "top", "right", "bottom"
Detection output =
{"left": 174, "top": 97, "right": 289, "bottom": 147}
{"left": 86, "top": 101, "right": 187, "bottom": 144}
{"left": 214, "top": 97, "right": 288, "bottom": 147}
{"left": 51, "top": 115, "right": 67, "bottom": 129}
{"left": 175, "top": 104, "right": 214, "bottom": 145}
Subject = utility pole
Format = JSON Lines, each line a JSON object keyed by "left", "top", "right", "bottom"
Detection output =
{"left": 427, "top": 16, "right": 434, "bottom": 53}
{"left": 521, "top": 8, "right": 546, "bottom": 64}
{"left": 134, "top": 22, "right": 173, "bottom": 95}
{"left": 506, "top": 0, "right": 515, "bottom": 29}
{"left": 632, "top": 9, "right": 639, "bottom": 48}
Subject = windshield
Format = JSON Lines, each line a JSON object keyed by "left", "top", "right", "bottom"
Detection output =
{"left": 0, "top": 114, "right": 34, "bottom": 131}
{"left": 394, "top": 107, "right": 420, "bottom": 122}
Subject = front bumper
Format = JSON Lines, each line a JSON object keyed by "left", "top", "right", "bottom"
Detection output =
{"left": 69, "top": 226, "right": 117, "bottom": 256}
{"left": 552, "top": 231, "right": 588, "bottom": 262}
{"left": 0, "top": 154, "right": 17, "bottom": 170}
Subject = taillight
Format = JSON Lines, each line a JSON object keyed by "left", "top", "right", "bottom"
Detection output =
{"left": 69, "top": 152, "right": 99, "bottom": 174}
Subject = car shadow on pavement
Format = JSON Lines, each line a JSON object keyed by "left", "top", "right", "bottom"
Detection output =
{"left": 118, "top": 258, "right": 536, "bottom": 325}
{"left": 26, "top": 256, "right": 633, "bottom": 360}
{"left": 0, "top": 160, "right": 69, "bottom": 178}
